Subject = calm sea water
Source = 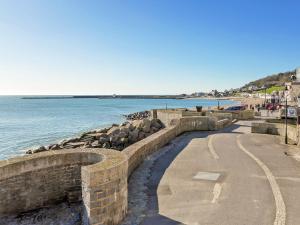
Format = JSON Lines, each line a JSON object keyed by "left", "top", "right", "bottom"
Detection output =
{"left": 0, "top": 96, "right": 237, "bottom": 159}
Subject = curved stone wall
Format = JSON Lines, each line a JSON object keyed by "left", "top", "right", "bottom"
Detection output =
{"left": 123, "top": 125, "right": 179, "bottom": 175}
{"left": 124, "top": 116, "right": 231, "bottom": 176}
{"left": 0, "top": 149, "right": 128, "bottom": 225}
{"left": 0, "top": 114, "right": 232, "bottom": 225}
{"left": 81, "top": 149, "right": 128, "bottom": 225}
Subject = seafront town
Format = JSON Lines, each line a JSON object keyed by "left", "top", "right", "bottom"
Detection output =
{"left": 192, "top": 68, "right": 300, "bottom": 120}
{"left": 2, "top": 69, "right": 300, "bottom": 225}
{"left": 2, "top": 0, "right": 300, "bottom": 224}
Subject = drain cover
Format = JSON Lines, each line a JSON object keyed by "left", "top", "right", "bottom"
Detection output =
{"left": 193, "top": 172, "right": 221, "bottom": 181}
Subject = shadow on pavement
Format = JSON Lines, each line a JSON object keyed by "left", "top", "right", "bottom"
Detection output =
{"left": 140, "top": 123, "right": 243, "bottom": 225}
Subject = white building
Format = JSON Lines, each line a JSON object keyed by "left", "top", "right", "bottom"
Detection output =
{"left": 296, "top": 67, "right": 300, "bottom": 82}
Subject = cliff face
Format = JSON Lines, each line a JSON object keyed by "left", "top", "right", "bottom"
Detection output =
{"left": 242, "top": 70, "right": 296, "bottom": 89}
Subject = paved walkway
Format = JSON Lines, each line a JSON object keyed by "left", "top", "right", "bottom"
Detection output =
{"left": 122, "top": 121, "right": 300, "bottom": 225}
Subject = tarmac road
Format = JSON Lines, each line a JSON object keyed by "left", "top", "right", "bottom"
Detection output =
{"left": 124, "top": 121, "right": 300, "bottom": 225}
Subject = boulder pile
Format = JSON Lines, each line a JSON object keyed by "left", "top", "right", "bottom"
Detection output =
{"left": 123, "top": 111, "right": 151, "bottom": 121}
{"left": 26, "top": 118, "right": 164, "bottom": 154}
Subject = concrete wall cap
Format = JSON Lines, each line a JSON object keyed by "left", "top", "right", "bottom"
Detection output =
{"left": 0, "top": 148, "right": 127, "bottom": 180}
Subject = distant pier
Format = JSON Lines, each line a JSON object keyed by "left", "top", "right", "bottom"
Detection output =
{"left": 22, "top": 95, "right": 184, "bottom": 100}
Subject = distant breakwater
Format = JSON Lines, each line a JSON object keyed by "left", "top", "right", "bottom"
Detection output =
{"left": 22, "top": 95, "right": 184, "bottom": 99}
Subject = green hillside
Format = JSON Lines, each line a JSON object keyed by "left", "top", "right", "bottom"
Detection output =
{"left": 242, "top": 70, "right": 296, "bottom": 89}
{"left": 258, "top": 86, "right": 285, "bottom": 94}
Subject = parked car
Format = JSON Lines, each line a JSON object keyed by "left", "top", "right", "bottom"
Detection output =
{"left": 265, "top": 103, "right": 281, "bottom": 110}
{"left": 225, "top": 105, "right": 246, "bottom": 111}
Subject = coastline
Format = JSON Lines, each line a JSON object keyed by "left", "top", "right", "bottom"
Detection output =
{"left": 24, "top": 101, "right": 239, "bottom": 155}
{"left": 21, "top": 95, "right": 185, "bottom": 100}
{"left": 0, "top": 97, "right": 238, "bottom": 160}
{"left": 182, "top": 96, "right": 243, "bottom": 101}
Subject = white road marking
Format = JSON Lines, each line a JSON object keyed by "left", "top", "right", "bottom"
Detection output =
{"left": 211, "top": 183, "right": 222, "bottom": 203}
{"left": 237, "top": 135, "right": 286, "bottom": 225}
{"left": 252, "top": 174, "right": 300, "bottom": 182}
{"left": 276, "top": 176, "right": 300, "bottom": 182}
{"left": 208, "top": 135, "right": 219, "bottom": 159}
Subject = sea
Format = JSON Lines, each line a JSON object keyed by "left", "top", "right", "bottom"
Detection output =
{"left": 0, "top": 96, "right": 237, "bottom": 160}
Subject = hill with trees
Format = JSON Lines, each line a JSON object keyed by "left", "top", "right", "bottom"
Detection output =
{"left": 242, "top": 70, "right": 296, "bottom": 89}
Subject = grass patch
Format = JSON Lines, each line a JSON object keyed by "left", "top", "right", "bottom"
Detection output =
{"left": 258, "top": 86, "right": 285, "bottom": 94}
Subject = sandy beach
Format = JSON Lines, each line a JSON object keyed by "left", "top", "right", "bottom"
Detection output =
{"left": 185, "top": 96, "right": 265, "bottom": 106}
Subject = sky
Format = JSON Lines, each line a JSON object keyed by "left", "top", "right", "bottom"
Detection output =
{"left": 0, "top": 0, "right": 300, "bottom": 95}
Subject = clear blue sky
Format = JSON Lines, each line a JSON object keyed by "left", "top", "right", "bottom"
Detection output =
{"left": 0, "top": 0, "right": 299, "bottom": 95}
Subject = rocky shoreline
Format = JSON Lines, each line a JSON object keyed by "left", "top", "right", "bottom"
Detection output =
{"left": 123, "top": 110, "right": 151, "bottom": 120}
{"left": 26, "top": 114, "right": 163, "bottom": 154}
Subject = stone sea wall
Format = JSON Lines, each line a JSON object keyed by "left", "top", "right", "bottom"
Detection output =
{"left": 252, "top": 122, "right": 299, "bottom": 144}
{"left": 154, "top": 108, "right": 253, "bottom": 127}
{"left": 124, "top": 115, "right": 228, "bottom": 176}
{"left": 155, "top": 108, "right": 187, "bottom": 126}
{"left": 0, "top": 149, "right": 128, "bottom": 225}
{"left": 0, "top": 109, "right": 235, "bottom": 225}
{"left": 81, "top": 150, "right": 128, "bottom": 225}
{"left": 205, "top": 110, "right": 254, "bottom": 120}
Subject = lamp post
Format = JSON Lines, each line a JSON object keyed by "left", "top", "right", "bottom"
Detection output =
{"left": 285, "top": 86, "right": 288, "bottom": 144}
{"left": 262, "top": 85, "right": 267, "bottom": 107}
{"left": 265, "top": 87, "right": 267, "bottom": 106}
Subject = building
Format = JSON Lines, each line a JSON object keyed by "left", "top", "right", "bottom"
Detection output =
{"left": 296, "top": 67, "right": 300, "bottom": 82}
{"left": 248, "top": 85, "right": 258, "bottom": 92}
{"left": 286, "top": 67, "right": 300, "bottom": 105}
{"left": 192, "top": 92, "right": 206, "bottom": 97}
{"left": 208, "top": 90, "right": 220, "bottom": 97}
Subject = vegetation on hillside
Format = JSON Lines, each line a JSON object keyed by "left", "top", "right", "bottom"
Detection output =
{"left": 242, "top": 70, "right": 296, "bottom": 89}
{"left": 258, "top": 86, "right": 285, "bottom": 94}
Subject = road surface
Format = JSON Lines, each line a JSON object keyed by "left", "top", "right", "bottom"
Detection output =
{"left": 122, "top": 120, "right": 300, "bottom": 225}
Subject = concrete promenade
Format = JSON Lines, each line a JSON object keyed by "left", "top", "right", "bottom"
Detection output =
{"left": 123, "top": 121, "right": 300, "bottom": 225}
